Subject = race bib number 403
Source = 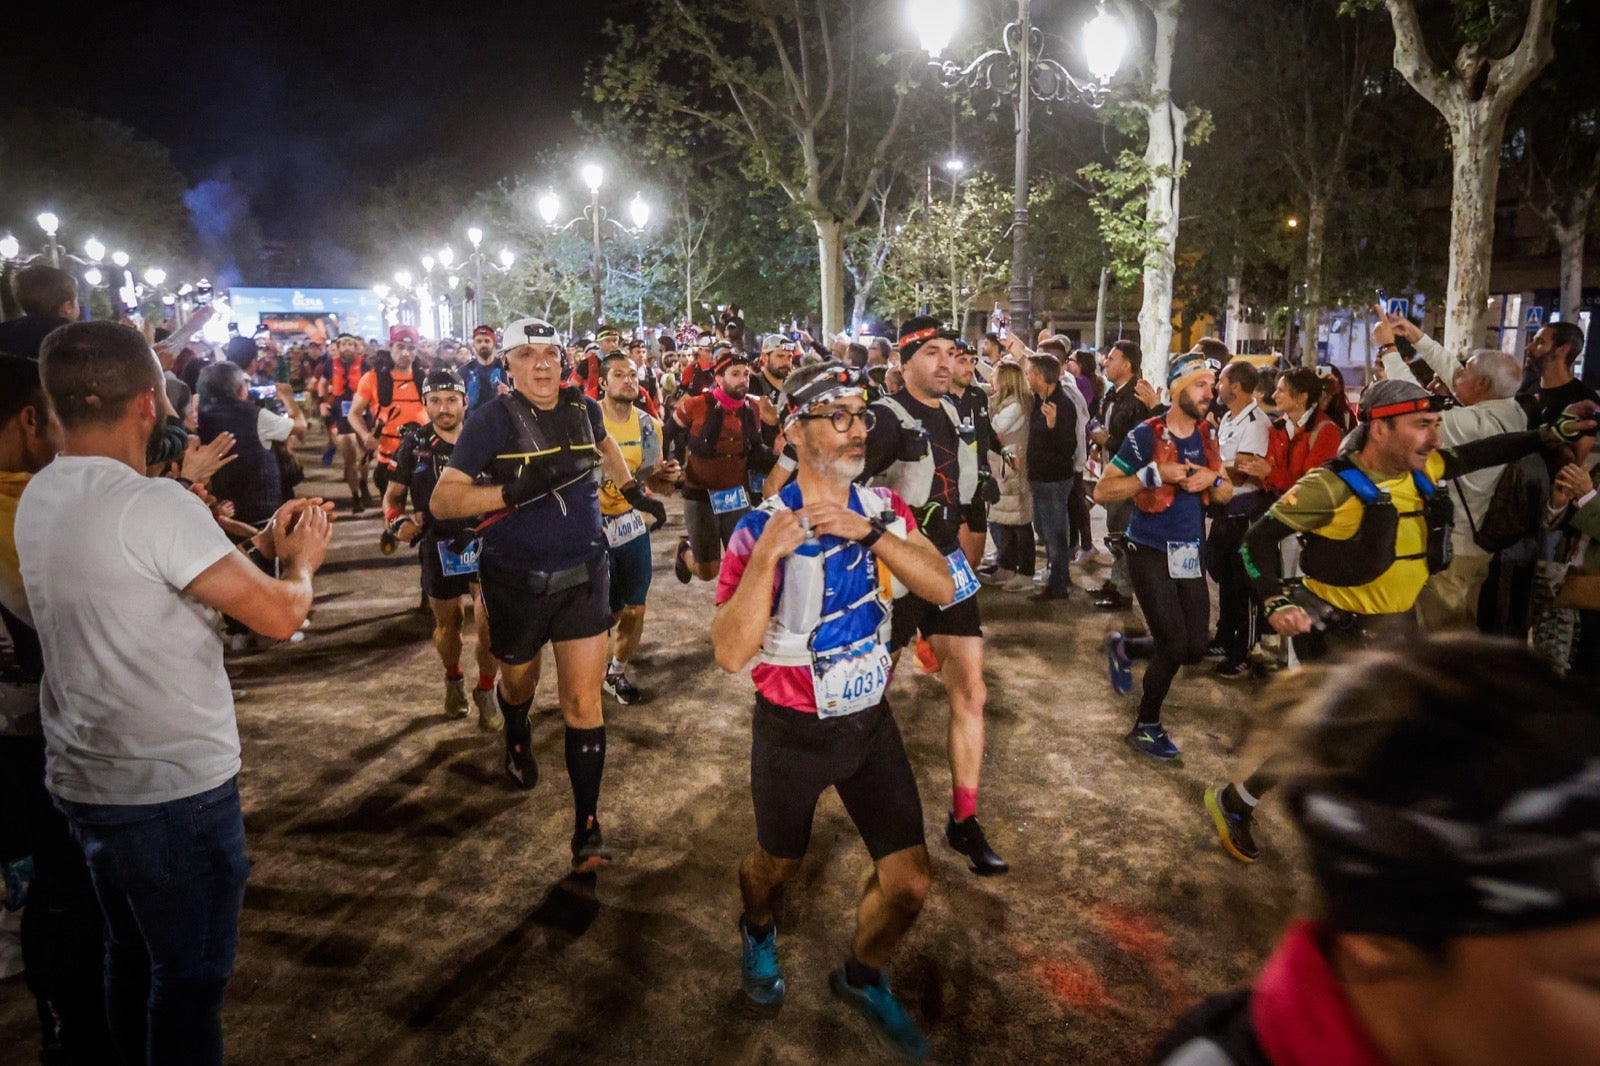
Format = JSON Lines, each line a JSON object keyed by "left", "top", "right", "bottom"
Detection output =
{"left": 812, "top": 636, "right": 891, "bottom": 718}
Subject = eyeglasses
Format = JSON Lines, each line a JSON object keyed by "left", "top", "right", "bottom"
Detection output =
{"left": 796, "top": 407, "right": 876, "bottom": 433}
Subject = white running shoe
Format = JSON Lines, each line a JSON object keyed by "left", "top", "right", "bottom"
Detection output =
{"left": 444, "top": 677, "right": 469, "bottom": 717}
{"left": 473, "top": 686, "right": 503, "bottom": 731}
{"left": 1002, "top": 574, "right": 1038, "bottom": 593}
{"left": 980, "top": 567, "right": 1017, "bottom": 587}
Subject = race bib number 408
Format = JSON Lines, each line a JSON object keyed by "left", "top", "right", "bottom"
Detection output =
{"left": 605, "top": 509, "right": 648, "bottom": 548}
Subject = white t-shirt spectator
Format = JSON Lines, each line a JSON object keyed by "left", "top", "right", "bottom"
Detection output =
{"left": 258, "top": 407, "right": 295, "bottom": 443}
{"left": 1218, "top": 401, "right": 1271, "bottom": 496}
{"left": 17, "top": 455, "right": 239, "bottom": 804}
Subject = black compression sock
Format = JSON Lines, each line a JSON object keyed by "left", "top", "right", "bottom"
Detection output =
{"left": 742, "top": 917, "right": 775, "bottom": 942}
{"left": 844, "top": 954, "right": 881, "bottom": 989}
{"left": 499, "top": 691, "right": 533, "bottom": 740}
{"left": 565, "top": 725, "right": 607, "bottom": 834}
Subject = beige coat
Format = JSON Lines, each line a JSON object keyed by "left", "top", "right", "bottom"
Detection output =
{"left": 988, "top": 398, "right": 1032, "bottom": 526}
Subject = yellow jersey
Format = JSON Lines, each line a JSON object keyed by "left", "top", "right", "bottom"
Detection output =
{"left": 1269, "top": 451, "right": 1447, "bottom": 616}
{"left": 600, "top": 404, "right": 647, "bottom": 517}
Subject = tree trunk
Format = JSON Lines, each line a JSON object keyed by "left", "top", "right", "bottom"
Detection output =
{"left": 1554, "top": 210, "right": 1587, "bottom": 323}
{"left": 1094, "top": 266, "right": 1110, "bottom": 350}
{"left": 1137, "top": 0, "right": 1184, "bottom": 386}
{"left": 816, "top": 217, "right": 846, "bottom": 339}
{"left": 1300, "top": 193, "right": 1327, "bottom": 368}
{"left": 1224, "top": 274, "right": 1243, "bottom": 352}
{"left": 1440, "top": 105, "right": 1506, "bottom": 357}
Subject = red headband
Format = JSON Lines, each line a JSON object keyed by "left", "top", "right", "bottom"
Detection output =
{"left": 898, "top": 327, "right": 938, "bottom": 350}
{"left": 1363, "top": 397, "right": 1436, "bottom": 422}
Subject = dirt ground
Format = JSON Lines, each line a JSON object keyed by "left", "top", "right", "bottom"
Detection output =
{"left": 0, "top": 452, "right": 1311, "bottom": 1065}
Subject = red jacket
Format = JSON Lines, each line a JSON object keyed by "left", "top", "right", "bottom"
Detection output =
{"left": 1264, "top": 410, "right": 1340, "bottom": 494}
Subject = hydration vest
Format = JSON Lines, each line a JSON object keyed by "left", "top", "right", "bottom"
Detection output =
{"left": 198, "top": 396, "right": 283, "bottom": 525}
{"left": 1300, "top": 457, "right": 1454, "bottom": 588}
{"left": 755, "top": 485, "right": 907, "bottom": 669}
{"left": 870, "top": 395, "right": 978, "bottom": 510}
{"left": 1134, "top": 415, "right": 1223, "bottom": 513}
{"left": 325, "top": 355, "right": 360, "bottom": 399}
{"left": 487, "top": 387, "right": 600, "bottom": 497}
{"left": 376, "top": 365, "right": 425, "bottom": 407}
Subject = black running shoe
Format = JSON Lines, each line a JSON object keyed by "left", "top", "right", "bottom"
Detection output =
{"left": 571, "top": 818, "right": 613, "bottom": 873}
{"left": 674, "top": 537, "right": 692, "bottom": 584}
{"left": 945, "top": 814, "right": 1009, "bottom": 876}
{"left": 504, "top": 712, "right": 538, "bottom": 791}
{"left": 603, "top": 667, "right": 643, "bottom": 705}
{"left": 1204, "top": 785, "right": 1259, "bottom": 863}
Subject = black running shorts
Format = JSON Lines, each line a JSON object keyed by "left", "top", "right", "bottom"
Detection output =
{"left": 683, "top": 496, "right": 745, "bottom": 567}
{"left": 749, "top": 694, "right": 925, "bottom": 862}
{"left": 962, "top": 498, "right": 989, "bottom": 535}
{"left": 479, "top": 554, "right": 612, "bottom": 665}
{"left": 888, "top": 588, "right": 983, "bottom": 651}
{"left": 420, "top": 538, "right": 476, "bottom": 602}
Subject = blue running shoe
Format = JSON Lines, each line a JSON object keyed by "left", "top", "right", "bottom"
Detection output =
{"left": 1126, "top": 722, "right": 1181, "bottom": 761}
{"left": 320, "top": 446, "right": 335, "bottom": 467}
{"left": 1104, "top": 631, "right": 1134, "bottom": 695}
{"left": 739, "top": 922, "right": 786, "bottom": 1006}
{"left": 830, "top": 966, "right": 929, "bottom": 1061}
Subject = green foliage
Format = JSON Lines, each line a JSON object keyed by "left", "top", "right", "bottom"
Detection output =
{"left": 0, "top": 107, "right": 197, "bottom": 272}
{"left": 875, "top": 173, "right": 1013, "bottom": 320}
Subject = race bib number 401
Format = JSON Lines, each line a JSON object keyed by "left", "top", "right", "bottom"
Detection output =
{"left": 1167, "top": 540, "right": 1202, "bottom": 580}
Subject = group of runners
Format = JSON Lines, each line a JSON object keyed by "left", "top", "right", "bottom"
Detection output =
{"left": 12, "top": 294, "right": 1596, "bottom": 1064}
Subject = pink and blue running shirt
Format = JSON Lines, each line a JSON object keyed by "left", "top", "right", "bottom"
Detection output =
{"left": 716, "top": 480, "right": 919, "bottom": 714}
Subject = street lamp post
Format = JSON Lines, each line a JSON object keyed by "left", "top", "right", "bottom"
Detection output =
{"left": 912, "top": 0, "right": 1124, "bottom": 341}
{"left": 466, "top": 226, "right": 484, "bottom": 327}
{"left": 36, "top": 213, "right": 62, "bottom": 267}
{"left": 539, "top": 165, "right": 653, "bottom": 329}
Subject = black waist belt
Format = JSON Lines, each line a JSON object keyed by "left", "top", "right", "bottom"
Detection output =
{"left": 480, "top": 556, "right": 595, "bottom": 596}
{"left": 914, "top": 502, "right": 960, "bottom": 527}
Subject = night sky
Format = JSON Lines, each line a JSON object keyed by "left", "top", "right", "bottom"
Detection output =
{"left": 8, "top": 0, "right": 630, "bottom": 277}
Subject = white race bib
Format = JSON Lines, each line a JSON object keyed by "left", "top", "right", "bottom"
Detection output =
{"left": 437, "top": 538, "right": 482, "bottom": 577}
{"left": 1167, "top": 540, "right": 1202, "bottom": 580}
{"left": 942, "top": 550, "right": 981, "bottom": 609}
{"left": 812, "top": 636, "right": 892, "bottom": 718}
{"left": 604, "top": 509, "right": 648, "bottom": 548}
{"left": 710, "top": 485, "right": 750, "bottom": 515}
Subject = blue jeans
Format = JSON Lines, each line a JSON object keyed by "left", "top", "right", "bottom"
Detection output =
{"left": 1031, "top": 479, "right": 1074, "bottom": 596}
{"left": 56, "top": 778, "right": 249, "bottom": 1066}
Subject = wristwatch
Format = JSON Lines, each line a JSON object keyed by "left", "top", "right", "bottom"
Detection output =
{"left": 858, "top": 514, "right": 890, "bottom": 549}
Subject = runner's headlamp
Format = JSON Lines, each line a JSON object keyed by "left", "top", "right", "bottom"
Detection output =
{"left": 1361, "top": 395, "right": 1444, "bottom": 422}
{"left": 422, "top": 369, "right": 466, "bottom": 397}
{"left": 780, "top": 362, "right": 868, "bottom": 428}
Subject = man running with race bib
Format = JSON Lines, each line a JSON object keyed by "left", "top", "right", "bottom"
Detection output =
{"left": 714, "top": 361, "right": 954, "bottom": 1061}
{"left": 860, "top": 316, "right": 1009, "bottom": 877}
{"left": 597, "top": 352, "right": 676, "bottom": 704}
{"left": 382, "top": 368, "right": 501, "bottom": 728}
{"left": 429, "top": 319, "right": 658, "bottom": 873}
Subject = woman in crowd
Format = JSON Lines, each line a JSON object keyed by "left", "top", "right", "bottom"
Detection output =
{"left": 1318, "top": 365, "right": 1358, "bottom": 434}
{"left": 983, "top": 360, "right": 1037, "bottom": 593}
{"left": 1238, "top": 366, "right": 1340, "bottom": 494}
{"left": 1152, "top": 633, "right": 1600, "bottom": 1066}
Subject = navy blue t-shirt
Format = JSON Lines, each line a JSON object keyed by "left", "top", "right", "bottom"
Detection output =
{"left": 446, "top": 394, "right": 608, "bottom": 572}
{"left": 1113, "top": 420, "right": 1209, "bottom": 550}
